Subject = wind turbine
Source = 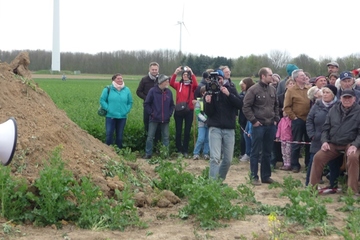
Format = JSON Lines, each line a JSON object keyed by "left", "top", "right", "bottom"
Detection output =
{"left": 176, "top": 4, "right": 189, "bottom": 54}
{"left": 52, "top": 0, "right": 60, "bottom": 71}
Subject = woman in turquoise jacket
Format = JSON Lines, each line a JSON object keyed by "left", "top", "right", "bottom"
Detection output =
{"left": 100, "top": 73, "right": 133, "bottom": 149}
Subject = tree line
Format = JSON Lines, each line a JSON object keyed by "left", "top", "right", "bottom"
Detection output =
{"left": 1, "top": 49, "right": 360, "bottom": 79}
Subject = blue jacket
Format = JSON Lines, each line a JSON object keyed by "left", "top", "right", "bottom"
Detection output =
{"left": 100, "top": 85, "right": 133, "bottom": 119}
{"left": 144, "top": 86, "right": 175, "bottom": 123}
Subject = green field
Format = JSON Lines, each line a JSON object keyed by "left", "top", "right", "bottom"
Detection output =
{"left": 34, "top": 76, "right": 242, "bottom": 155}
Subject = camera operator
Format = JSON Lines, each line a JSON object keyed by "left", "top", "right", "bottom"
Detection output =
{"left": 243, "top": 67, "right": 280, "bottom": 186}
{"left": 204, "top": 69, "right": 242, "bottom": 180}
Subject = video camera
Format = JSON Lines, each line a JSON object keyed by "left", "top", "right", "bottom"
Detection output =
{"left": 206, "top": 71, "right": 221, "bottom": 94}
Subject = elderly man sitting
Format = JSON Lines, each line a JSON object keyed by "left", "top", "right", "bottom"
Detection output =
{"left": 309, "top": 88, "right": 360, "bottom": 195}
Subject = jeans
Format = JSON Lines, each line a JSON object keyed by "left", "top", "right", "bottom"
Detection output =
{"left": 174, "top": 110, "right": 194, "bottom": 154}
{"left": 105, "top": 117, "right": 127, "bottom": 149}
{"left": 243, "top": 132, "right": 252, "bottom": 156}
{"left": 143, "top": 107, "right": 161, "bottom": 145}
{"left": 193, "top": 126, "right": 209, "bottom": 155}
{"left": 290, "top": 118, "right": 310, "bottom": 169}
{"left": 208, "top": 127, "right": 235, "bottom": 180}
{"left": 250, "top": 125, "right": 276, "bottom": 181}
{"left": 145, "top": 122, "right": 169, "bottom": 156}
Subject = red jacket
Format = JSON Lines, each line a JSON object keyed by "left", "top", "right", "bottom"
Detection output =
{"left": 170, "top": 74, "right": 198, "bottom": 110}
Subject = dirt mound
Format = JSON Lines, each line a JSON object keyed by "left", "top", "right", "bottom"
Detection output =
{"left": 0, "top": 52, "right": 120, "bottom": 193}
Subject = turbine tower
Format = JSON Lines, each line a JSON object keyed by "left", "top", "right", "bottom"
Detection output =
{"left": 177, "top": 4, "right": 188, "bottom": 54}
{"left": 52, "top": 0, "right": 60, "bottom": 72}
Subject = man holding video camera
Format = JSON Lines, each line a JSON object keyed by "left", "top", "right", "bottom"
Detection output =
{"left": 204, "top": 69, "right": 242, "bottom": 180}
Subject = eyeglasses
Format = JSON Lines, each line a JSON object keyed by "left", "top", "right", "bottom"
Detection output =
{"left": 224, "top": 71, "right": 231, "bottom": 74}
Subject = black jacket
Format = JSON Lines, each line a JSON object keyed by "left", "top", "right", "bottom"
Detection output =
{"left": 321, "top": 102, "right": 360, "bottom": 148}
{"left": 204, "top": 81, "right": 242, "bottom": 129}
{"left": 136, "top": 75, "right": 158, "bottom": 101}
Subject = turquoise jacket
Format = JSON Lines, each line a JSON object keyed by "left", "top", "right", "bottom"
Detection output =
{"left": 99, "top": 85, "right": 133, "bottom": 119}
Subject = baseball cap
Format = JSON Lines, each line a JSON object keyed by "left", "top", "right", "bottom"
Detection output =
{"left": 327, "top": 62, "right": 339, "bottom": 68}
{"left": 341, "top": 89, "right": 355, "bottom": 97}
{"left": 340, "top": 71, "right": 353, "bottom": 81}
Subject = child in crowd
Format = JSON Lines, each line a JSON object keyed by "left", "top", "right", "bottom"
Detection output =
{"left": 240, "top": 120, "right": 252, "bottom": 162}
{"left": 275, "top": 111, "right": 292, "bottom": 170}
{"left": 193, "top": 86, "right": 209, "bottom": 160}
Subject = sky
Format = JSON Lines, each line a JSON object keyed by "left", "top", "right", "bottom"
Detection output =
{"left": 0, "top": 0, "right": 359, "bottom": 61}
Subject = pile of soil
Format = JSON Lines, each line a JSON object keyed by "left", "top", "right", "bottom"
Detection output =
{"left": 0, "top": 52, "right": 120, "bottom": 193}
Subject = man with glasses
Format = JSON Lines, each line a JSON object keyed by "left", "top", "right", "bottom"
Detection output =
{"left": 310, "top": 88, "right": 360, "bottom": 195}
{"left": 243, "top": 67, "right": 279, "bottom": 185}
{"left": 283, "top": 69, "right": 311, "bottom": 173}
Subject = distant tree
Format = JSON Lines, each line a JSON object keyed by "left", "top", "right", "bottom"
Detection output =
{"left": 268, "top": 50, "right": 291, "bottom": 73}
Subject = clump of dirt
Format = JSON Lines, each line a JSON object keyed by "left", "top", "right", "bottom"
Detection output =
{"left": 0, "top": 52, "right": 121, "bottom": 194}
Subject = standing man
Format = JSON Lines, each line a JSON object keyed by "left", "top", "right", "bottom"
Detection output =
{"left": 136, "top": 62, "right": 161, "bottom": 148}
{"left": 283, "top": 69, "right": 311, "bottom": 172}
{"left": 143, "top": 75, "right": 175, "bottom": 159}
{"left": 204, "top": 69, "right": 242, "bottom": 180}
{"left": 243, "top": 67, "right": 279, "bottom": 185}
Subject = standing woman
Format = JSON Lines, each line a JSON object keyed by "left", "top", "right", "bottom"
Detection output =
{"left": 170, "top": 66, "right": 198, "bottom": 157}
{"left": 239, "top": 77, "right": 255, "bottom": 162}
{"left": 99, "top": 73, "right": 133, "bottom": 149}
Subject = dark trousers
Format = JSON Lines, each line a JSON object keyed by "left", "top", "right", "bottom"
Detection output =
{"left": 290, "top": 118, "right": 310, "bottom": 169}
{"left": 239, "top": 121, "right": 247, "bottom": 156}
{"left": 143, "top": 108, "right": 161, "bottom": 147}
{"left": 174, "top": 110, "right": 194, "bottom": 154}
{"left": 249, "top": 125, "right": 276, "bottom": 181}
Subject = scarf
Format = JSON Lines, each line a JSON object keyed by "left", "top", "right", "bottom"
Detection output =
{"left": 322, "top": 97, "right": 337, "bottom": 108}
{"left": 113, "top": 81, "right": 125, "bottom": 91}
{"left": 149, "top": 72, "right": 157, "bottom": 81}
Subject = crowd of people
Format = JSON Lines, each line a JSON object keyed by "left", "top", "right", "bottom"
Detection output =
{"left": 99, "top": 61, "right": 360, "bottom": 195}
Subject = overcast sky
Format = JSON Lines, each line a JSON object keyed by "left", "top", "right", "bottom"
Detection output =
{"left": 0, "top": 0, "right": 359, "bottom": 61}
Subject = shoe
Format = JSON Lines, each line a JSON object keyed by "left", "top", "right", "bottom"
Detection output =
{"left": 279, "top": 166, "right": 292, "bottom": 171}
{"left": 204, "top": 154, "right": 210, "bottom": 160}
{"left": 262, "top": 178, "right": 275, "bottom": 184}
{"left": 183, "top": 153, "right": 189, "bottom": 158}
{"left": 142, "top": 155, "right": 152, "bottom": 159}
{"left": 292, "top": 167, "right": 301, "bottom": 173}
{"left": 318, "top": 186, "right": 341, "bottom": 194}
{"left": 252, "top": 179, "right": 261, "bottom": 186}
{"left": 240, "top": 154, "right": 250, "bottom": 162}
{"left": 193, "top": 154, "right": 199, "bottom": 160}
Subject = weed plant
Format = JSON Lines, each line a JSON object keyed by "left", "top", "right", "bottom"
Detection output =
{"left": 180, "top": 178, "right": 247, "bottom": 230}
{"left": 153, "top": 158, "right": 195, "bottom": 198}
{"left": 278, "top": 176, "right": 332, "bottom": 227}
{"left": 0, "top": 165, "right": 30, "bottom": 221}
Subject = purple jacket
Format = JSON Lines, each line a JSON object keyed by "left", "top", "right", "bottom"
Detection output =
{"left": 144, "top": 86, "right": 175, "bottom": 123}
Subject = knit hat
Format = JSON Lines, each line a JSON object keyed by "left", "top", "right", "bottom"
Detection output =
{"left": 157, "top": 74, "right": 170, "bottom": 84}
{"left": 315, "top": 76, "right": 326, "bottom": 83}
{"left": 216, "top": 69, "right": 225, "bottom": 78}
{"left": 323, "top": 84, "right": 337, "bottom": 97}
{"left": 286, "top": 64, "right": 299, "bottom": 76}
